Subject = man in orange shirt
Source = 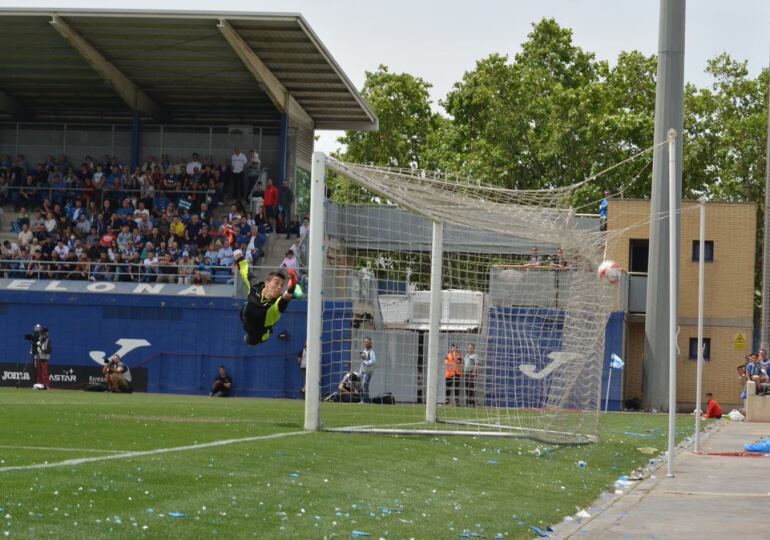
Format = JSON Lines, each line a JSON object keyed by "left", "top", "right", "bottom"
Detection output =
{"left": 263, "top": 178, "right": 279, "bottom": 232}
{"left": 445, "top": 344, "right": 462, "bottom": 406}
{"left": 703, "top": 392, "right": 722, "bottom": 419}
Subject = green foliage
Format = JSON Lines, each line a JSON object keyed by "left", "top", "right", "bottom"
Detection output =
{"left": 337, "top": 65, "right": 437, "bottom": 168}
{"left": 336, "top": 18, "right": 768, "bottom": 313}
{"left": 339, "top": 18, "right": 767, "bottom": 215}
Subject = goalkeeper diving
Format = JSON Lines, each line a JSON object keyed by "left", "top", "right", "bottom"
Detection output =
{"left": 233, "top": 249, "right": 303, "bottom": 346}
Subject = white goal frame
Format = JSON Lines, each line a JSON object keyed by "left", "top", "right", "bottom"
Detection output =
{"left": 303, "top": 151, "right": 603, "bottom": 444}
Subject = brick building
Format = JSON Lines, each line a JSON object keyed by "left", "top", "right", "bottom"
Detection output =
{"left": 606, "top": 199, "right": 756, "bottom": 410}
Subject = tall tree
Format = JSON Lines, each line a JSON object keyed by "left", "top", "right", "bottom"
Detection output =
{"left": 337, "top": 65, "right": 436, "bottom": 167}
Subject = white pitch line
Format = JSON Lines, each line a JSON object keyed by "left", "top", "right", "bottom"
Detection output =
{"left": 0, "top": 430, "right": 308, "bottom": 473}
{"left": 0, "top": 445, "right": 130, "bottom": 454}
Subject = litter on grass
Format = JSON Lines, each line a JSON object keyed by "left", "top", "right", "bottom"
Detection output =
{"left": 531, "top": 526, "right": 552, "bottom": 537}
{"left": 167, "top": 512, "right": 186, "bottom": 518}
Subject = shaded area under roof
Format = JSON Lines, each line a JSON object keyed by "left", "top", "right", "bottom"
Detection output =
{"left": 0, "top": 8, "right": 378, "bottom": 130}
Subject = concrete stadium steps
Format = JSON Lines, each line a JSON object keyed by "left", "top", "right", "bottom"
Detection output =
{"left": 262, "top": 236, "right": 300, "bottom": 270}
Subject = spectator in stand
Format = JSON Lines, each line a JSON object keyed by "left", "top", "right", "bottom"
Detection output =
{"left": 142, "top": 248, "right": 159, "bottom": 282}
{"left": 157, "top": 254, "right": 177, "bottom": 283}
{"left": 170, "top": 215, "right": 186, "bottom": 245}
{"left": 263, "top": 178, "right": 279, "bottom": 232}
{"left": 18, "top": 223, "right": 33, "bottom": 247}
{"left": 285, "top": 216, "right": 301, "bottom": 239}
{"left": 231, "top": 147, "right": 248, "bottom": 200}
{"left": 746, "top": 353, "right": 767, "bottom": 394}
{"left": 43, "top": 211, "right": 57, "bottom": 237}
{"left": 251, "top": 180, "right": 265, "bottom": 216}
{"left": 53, "top": 238, "right": 70, "bottom": 261}
{"left": 91, "top": 252, "right": 113, "bottom": 282}
{"left": 759, "top": 348, "right": 770, "bottom": 374}
{"left": 218, "top": 239, "right": 235, "bottom": 267}
{"left": 186, "top": 153, "right": 202, "bottom": 176}
{"left": 279, "top": 180, "right": 293, "bottom": 237}
{"left": 205, "top": 242, "right": 220, "bottom": 265}
{"left": 281, "top": 249, "right": 298, "bottom": 271}
{"left": 177, "top": 253, "right": 194, "bottom": 284}
{"left": 299, "top": 216, "right": 309, "bottom": 239}
{"left": 244, "top": 150, "right": 261, "bottom": 197}
{"left": 198, "top": 201, "right": 212, "bottom": 226}
{"left": 17, "top": 176, "right": 37, "bottom": 210}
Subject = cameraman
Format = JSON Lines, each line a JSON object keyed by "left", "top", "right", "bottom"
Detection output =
{"left": 102, "top": 354, "right": 132, "bottom": 392}
{"left": 30, "top": 324, "right": 52, "bottom": 389}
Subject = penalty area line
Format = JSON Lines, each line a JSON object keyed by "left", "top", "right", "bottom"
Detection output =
{"left": 0, "top": 430, "right": 309, "bottom": 473}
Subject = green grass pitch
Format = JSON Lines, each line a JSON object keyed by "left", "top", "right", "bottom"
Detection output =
{"left": 0, "top": 389, "right": 698, "bottom": 539}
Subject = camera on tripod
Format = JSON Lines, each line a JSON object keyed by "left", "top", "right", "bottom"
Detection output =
{"left": 24, "top": 324, "right": 45, "bottom": 347}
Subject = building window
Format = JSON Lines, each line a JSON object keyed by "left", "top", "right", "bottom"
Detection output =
{"left": 628, "top": 239, "right": 649, "bottom": 273}
{"left": 692, "top": 240, "right": 714, "bottom": 262}
{"left": 688, "top": 337, "right": 711, "bottom": 360}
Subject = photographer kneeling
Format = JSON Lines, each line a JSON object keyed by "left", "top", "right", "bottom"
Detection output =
{"left": 102, "top": 354, "right": 132, "bottom": 393}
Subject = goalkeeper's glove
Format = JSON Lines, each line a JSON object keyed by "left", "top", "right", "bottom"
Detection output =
{"left": 292, "top": 284, "right": 304, "bottom": 300}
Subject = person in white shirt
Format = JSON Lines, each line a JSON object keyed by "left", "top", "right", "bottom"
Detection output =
{"left": 53, "top": 240, "right": 69, "bottom": 260}
{"left": 18, "top": 223, "right": 33, "bottom": 246}
{"left": 44, "top": 212, "right": 57, "bottom": 234}
{"left": 280, "top": 249, "right": 298, "bottom": 270}
{"left": 463, "top": 343, "right": 479, "bottom": 407}
{"left": 186, "top": 153, "right": 202, "bottom": 176}
{"left": 231, "top": 146, "right": 248, "bottom": 199}
{"left": 299, "top": 217, "right": 309, "bottom": 238}
{"left": 359, "top": 336, "right": 377, "bottom": 403}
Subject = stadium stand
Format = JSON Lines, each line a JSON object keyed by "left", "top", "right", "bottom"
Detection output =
{"left": 0, "top": 151, "right": 309, "bottom": 283}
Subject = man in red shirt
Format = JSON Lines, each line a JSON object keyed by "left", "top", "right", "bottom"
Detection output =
{"left": 263, "top": 178, "right": 279, "bottom": 232}
{"left": 703, "top": 392, "right": 722, "bottom": 419}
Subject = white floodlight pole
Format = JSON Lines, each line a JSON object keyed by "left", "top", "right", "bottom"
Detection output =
{"left": 694, "top": 198, "right": 706, "bottom": 451}
{"left": 425, "top": 221, "right": 444, "bottom": 423}
{"left": 304, "top": 151, "right": 326, "bottom": 431}
{"left": 667, "top": 129, "right": 678, "bottom": 477}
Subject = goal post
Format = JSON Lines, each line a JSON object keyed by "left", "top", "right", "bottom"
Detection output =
{"left": 304, "top": 152, "right": 615, "bottom": 444}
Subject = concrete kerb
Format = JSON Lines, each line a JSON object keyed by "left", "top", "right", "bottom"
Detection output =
{"left": 550, "top": 418, "right": 728, "bottom": 539}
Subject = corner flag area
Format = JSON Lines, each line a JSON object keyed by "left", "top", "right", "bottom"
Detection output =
{"left": 0, "top": 389, "right": 696, "bottom": 539}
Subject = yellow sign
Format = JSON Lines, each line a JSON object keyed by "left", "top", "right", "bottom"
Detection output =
{"left": 734, "top": 333, "right": 746, "bottom": 351}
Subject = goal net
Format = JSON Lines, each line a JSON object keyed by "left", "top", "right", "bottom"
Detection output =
{"left": 304, "top": 154, "right": 615, "bottom": 444}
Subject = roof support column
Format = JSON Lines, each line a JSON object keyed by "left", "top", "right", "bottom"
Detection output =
{"left": 217, "top": 18, "right": 314, "bottom": 130}
{"left": 49, "top": 15, "right": 169, "bottom": 123}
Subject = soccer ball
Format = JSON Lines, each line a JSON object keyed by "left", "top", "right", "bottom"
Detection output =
{"left": 597, "top": 260, "right": 622, "bottom": 284}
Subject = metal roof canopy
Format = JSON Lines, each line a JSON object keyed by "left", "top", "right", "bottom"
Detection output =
{"left": 0, "top": 8, "right": 378, "bottom": 130}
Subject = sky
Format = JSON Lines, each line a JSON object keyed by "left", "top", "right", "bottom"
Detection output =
{"left": 3, "top": 0, "right": 769, "bottom": 153}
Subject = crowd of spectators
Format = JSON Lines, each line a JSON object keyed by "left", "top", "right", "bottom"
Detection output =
{"left": 740, "top": 348, "right": 770, "bottom": 397}
{"left": 0, "top": 151, "right": 304, "bottom": 284}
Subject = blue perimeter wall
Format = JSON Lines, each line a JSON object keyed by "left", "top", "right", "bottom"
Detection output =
{"left": 0, "top": 290, "right": 623, "bottom": 407}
